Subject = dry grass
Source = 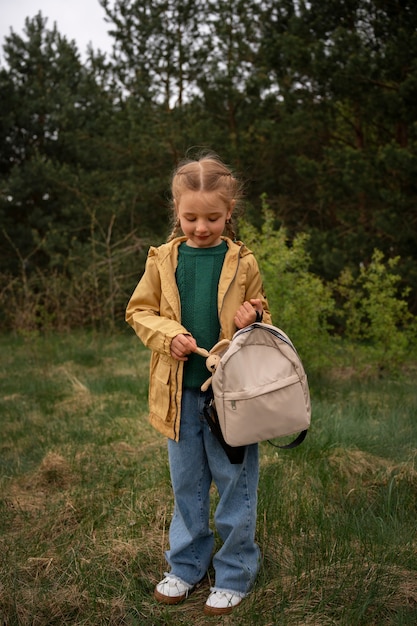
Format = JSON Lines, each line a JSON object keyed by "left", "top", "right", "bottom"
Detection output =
{"left": 1, "top": 332, "right": 416, "bottom": 625}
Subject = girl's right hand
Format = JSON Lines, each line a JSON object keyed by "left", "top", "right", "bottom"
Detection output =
{"left": 170, "top": 334, "right": 197, "bottom": 361}
{"left": 234, "top": 299, "right": 263, "bottom": 329}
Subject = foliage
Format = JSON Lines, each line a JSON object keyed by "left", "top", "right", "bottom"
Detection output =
{"left": 0, "top": 222, "right": 146, "bottom": 332}
{"left": 1, "top": 0, "right": 417, "bottom": 337}
{"left": 239, "top": 196, "right": 335, "bottom": 371}
{"left": 0, "top": 12, "right": 171, "bottom": 282}
{"left": 334, "top": 249, "right": 417, "bottom": 373}
{"left": 239, "top": 199, "right": 417, "bottom": 375}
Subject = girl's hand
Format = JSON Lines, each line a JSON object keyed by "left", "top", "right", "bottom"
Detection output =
{"left": 171, "top": 334, "right": 197, "bottom": 361}
{"left": 234, "top": 299, "right": 263, "bottom": 329}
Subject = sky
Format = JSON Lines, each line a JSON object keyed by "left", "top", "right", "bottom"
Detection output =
{"left": 0, "top": 0, "right": 115, "bottom": 62}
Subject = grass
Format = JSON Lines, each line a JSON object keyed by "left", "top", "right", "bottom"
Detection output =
{"left": 0, "top": 330, "right": 416, "bottom": 625}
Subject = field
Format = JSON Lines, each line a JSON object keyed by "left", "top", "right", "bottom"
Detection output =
{"left": 1, "top": 331, "right": 416, "bottom": 625}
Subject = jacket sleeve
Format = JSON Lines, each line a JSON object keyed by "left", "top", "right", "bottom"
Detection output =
{"left": 125, "top": 250, "right": 188, "bottom": 356}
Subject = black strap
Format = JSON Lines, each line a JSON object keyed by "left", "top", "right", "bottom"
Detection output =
{"left": 268, "top": 429, "right": 308, "bottom": 449}
{"left": 203, "top": 392, "right": 246, "bottom": 464}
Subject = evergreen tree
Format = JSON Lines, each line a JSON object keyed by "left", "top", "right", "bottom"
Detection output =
{"left": 256, "top": 0, "right": 417, "bottom": 302}
{"left": 0, "top": 13, "right": 116, "bottom": 273}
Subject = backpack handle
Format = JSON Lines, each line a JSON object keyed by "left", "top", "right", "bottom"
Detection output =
{"left": 268, "top": 430, "right": 308, "bottom": 449}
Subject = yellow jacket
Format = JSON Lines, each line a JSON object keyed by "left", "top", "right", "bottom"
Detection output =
{"left": 126, "top": 236, "right": 271, "bottom": 440}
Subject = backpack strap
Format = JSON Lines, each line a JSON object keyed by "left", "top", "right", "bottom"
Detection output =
{"left": 203, "top": 391, "right": 246, "bottom": 464}
{"left": 268, "top": 430, "right": 308, "bottom": 449}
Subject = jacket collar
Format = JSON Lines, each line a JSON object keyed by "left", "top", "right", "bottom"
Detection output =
{"left": 154, "top": 237, "right": 252, "bottom": 320}
{"left": 156, "top": 236, "right": 250, "bottom": 261}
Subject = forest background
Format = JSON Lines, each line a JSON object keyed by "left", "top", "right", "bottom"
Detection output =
{"left": 1, "top": 0, "right": 417, "bottom": 373}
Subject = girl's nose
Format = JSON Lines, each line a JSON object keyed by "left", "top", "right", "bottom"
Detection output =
{"left": 195, "top": 220, "right": 208, "bottom": 233}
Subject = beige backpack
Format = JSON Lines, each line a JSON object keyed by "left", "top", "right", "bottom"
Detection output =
{"left": 198, "top": 323, "right": 311, "bottom": 460}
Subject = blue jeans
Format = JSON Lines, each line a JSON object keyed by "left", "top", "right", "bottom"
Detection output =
{"left": 166, "top": 388, "right": 260, "bottom": 595}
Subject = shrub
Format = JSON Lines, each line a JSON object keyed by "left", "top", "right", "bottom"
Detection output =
{"left": 334, "top": 249, "right": 417, "bottom": 373}
{"left": 0, "top": 227, "right": 146, "bottom": 332}
{"left": 239, "top": 195, "right": 335, "bottom": 372}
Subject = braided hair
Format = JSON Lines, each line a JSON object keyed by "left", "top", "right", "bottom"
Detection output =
{"left": 167, "top": 152, "right": 243, "bottom": 242}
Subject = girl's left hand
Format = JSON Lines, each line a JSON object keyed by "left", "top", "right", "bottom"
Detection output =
{"left": 234, "top": 299, "right": 263, "bottom": 329}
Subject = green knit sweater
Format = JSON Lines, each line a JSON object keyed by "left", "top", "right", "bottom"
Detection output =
{"left": 176, "top": 240, "right": 227, "bottom": 388}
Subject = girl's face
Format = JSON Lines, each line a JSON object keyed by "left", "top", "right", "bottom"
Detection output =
{"left": 175, "top": 190, "right": 234, "bottom": 248}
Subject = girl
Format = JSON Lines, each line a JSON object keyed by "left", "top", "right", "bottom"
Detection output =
{"left": 126, "top": 153, "right": 271, "bottom": 616}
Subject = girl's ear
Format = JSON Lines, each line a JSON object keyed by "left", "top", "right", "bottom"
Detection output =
{"left": 226, "top": 199, "right": 236, "bottom": 221}
{"left": 174, "top": 199, "right": 178, "bottom": 214}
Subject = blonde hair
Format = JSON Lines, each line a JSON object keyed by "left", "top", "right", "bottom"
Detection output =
{"left": 167, "top": 152, "right": 243, "bottom": 242}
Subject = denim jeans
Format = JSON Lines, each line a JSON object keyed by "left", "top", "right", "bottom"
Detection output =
{"left": 166, "top": 387, "right": 260, "bottom": 595}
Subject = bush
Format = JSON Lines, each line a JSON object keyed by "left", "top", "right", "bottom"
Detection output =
{"left": 334, "top": 249, "right": 417, "bottom": 374}
{"left": 0, "top": 226, "right": 147, "bottom": 332}
{"left": 239, "top": 196, "right": 335, "bottom": 372}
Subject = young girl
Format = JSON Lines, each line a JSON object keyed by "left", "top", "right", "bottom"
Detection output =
{"left": 126, "top": 153, "right": 271, "bottom": 616}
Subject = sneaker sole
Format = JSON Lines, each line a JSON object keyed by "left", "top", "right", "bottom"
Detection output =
{"left": 203, "top": 599, "right": 242, "bottom": 616}
{"left": 153, "top": 576, "right": 209, "bottom": 605}
{"left": 154, "top": 587, "right": 191, "bottom": 605}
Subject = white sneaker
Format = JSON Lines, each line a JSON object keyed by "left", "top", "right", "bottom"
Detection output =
{"left": 204, "top": 590, "right": 244, "bottom": 615}
{"left": 154, "top": 575, "right": 194, "bottom": 605}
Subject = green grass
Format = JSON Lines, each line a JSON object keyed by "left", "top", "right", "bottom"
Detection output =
{"left": 1, "top": 331, "right": 416, "bottom": 625}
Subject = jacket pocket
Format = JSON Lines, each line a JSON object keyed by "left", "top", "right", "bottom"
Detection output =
{"left": 149, "top": 356, "right": 171, "bottom": 421}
